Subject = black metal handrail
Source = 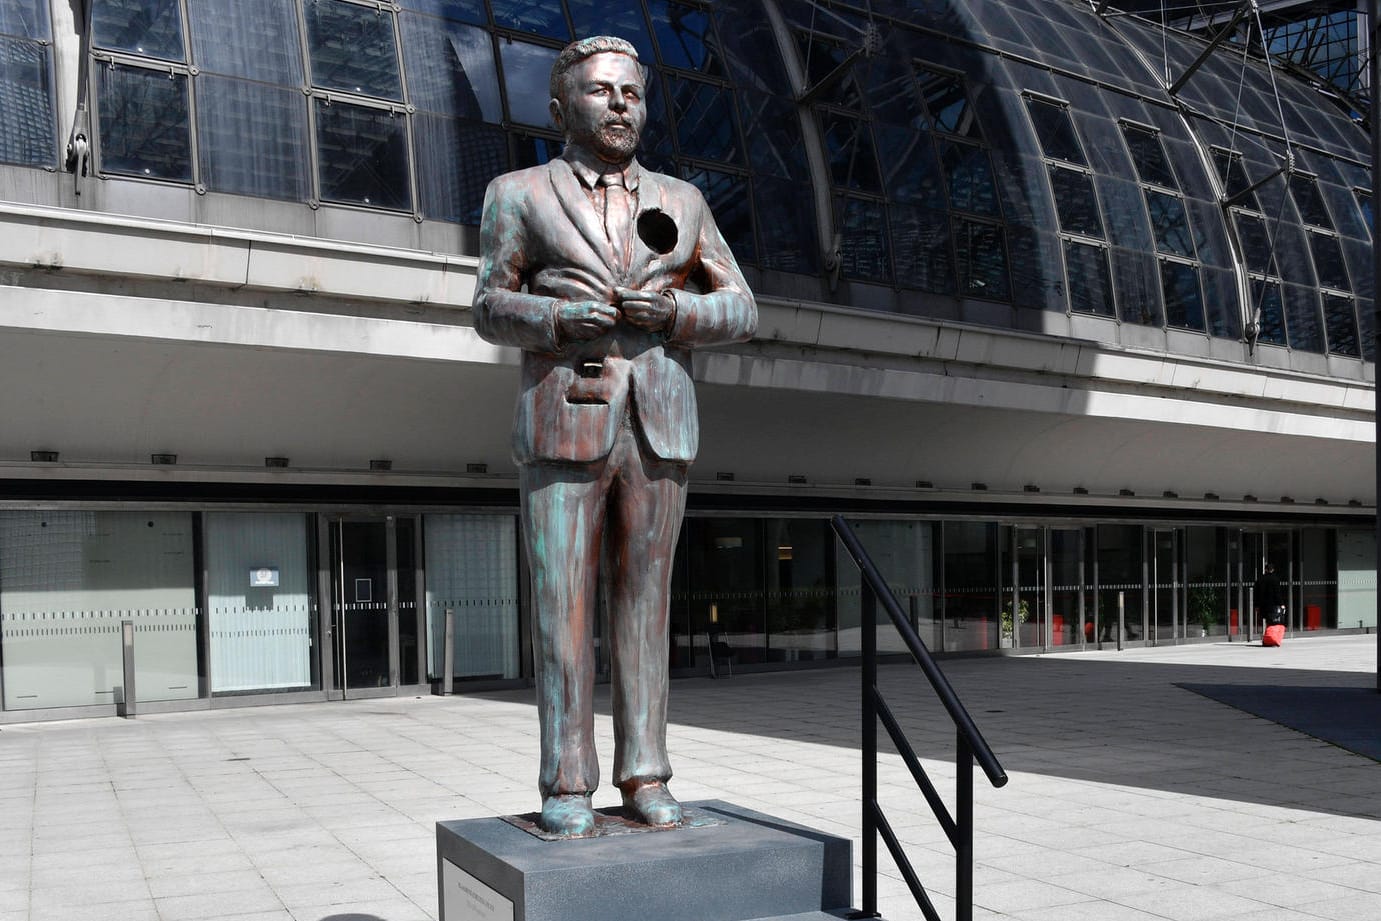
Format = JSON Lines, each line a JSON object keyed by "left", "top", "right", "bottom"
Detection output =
{"left": 832, "top": 516, "right": 1008, "bottom": 921}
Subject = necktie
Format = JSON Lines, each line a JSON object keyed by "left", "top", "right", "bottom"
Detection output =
{"left": 600, "top": 171, "right": 632, "bottom": 274}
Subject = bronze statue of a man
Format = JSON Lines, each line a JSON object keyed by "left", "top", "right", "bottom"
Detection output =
{"left": 473, "top": 36, "right": 757, "bottom": 837}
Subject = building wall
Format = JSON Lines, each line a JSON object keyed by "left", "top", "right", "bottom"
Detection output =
{"left": 0, "top": 0, "right": 1373, "bottom": 719}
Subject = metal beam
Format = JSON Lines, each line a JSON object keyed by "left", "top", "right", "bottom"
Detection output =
{"left": 1168, "top": 0, "right": 1255, "bottom": 97}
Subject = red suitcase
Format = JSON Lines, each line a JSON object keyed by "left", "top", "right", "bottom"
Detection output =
{"left": 1263, "top": 624, "right": 1285, "bottom": 647}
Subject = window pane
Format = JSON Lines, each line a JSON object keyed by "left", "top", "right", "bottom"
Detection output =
{"left": 306, "top": 0, "right": 402, "bottom": 100}
{"left": 424, "top": 515, "right": 520, "bottom": 680}
{"left": 681, "top": 165, "right": 754, "bottom": 263}
{"left": 765, "top": 519, "right": 837, "bottom": 662}
{"left": 1065, "top": 240, "right": 1114, "bottom": 316}
{"left": 1, "top": 511, "right": 198, "bottom": 709}
{"left": 512, "top": 132, "right": 562, "bottom": 168}
{"left": 397, "top": 0, "right": 485, "bottom": 26}
{"left": 686, "top": 519, "right": 765, "bottom": 665}
{"left": 940, "top": 140, "right": 999, "bottom": 215}
{"left": 205, "top": 513, "right": 316, "bottom": 694}
{"left": 0, "top": 36, "right": 53, "bottom": 167}
{"left": 1202, "top": 266, "right": 1240, "bottom": 339}
{"left": 840, "top": 197, "right": 891, "bottom": 283}
{"left": 400, "top": 14, "right": 500, "bottom": 121}
{"left": 753, "top": 175, "right": 818, "bottom": 274}
{"left": 1234, "top": 212, "right": 1275, "bottom": 274}
{"left": 1309, "top": 233, "right": 1350, "bottom": 291}
{"left": 0, "top": 0, "right": 49, "bottom": 39}
{"left": 1025, "top": 97, "right": 1083, "bottom": 164}
{"left": 499, "top": 39, "right": 558, "bottom": 129}
{"left": 1159, "top": 259, "right": 1204, "bottom": 330}
{"left": 818, "top": 111, "right": 878, "bottom": 192}
{"left": 415, "top": 115, "right": 504, "bottom": 223}
{"left": 1112, "top": 246, "right": 1162, "bottom": 325}
{"left": 198, "top": 76, "right": 309, "bottom": 200}
{"left": 1212, "top": 149, "right": 1256, "bottom": 208}
{"left": 1283, "top": 283, "right": 1323, "bottom": 352}
{"left": 891, "top": 203, "right": 955, "bottom": 294}
{"left": 96, "top": 63, "right": 191, "bottom": 181}
{"left": 1049, "top": 166, "right": 1102, "bottom": 237}
{"left": 1145, "top": 189, "right": 1193, "bottom": 257}
{"left": 793, "top": 31, "right": 858, "bottom": 107}
{"left": 1250, "top": 278, "right": 1287, "bottom": 345}
{"left": 954, "top": 218, "right": 1009, "bottom": 300}
{"left": 1099, "top": 175, "right": 1151, "bottom": 248}
{"left": 738, "top": 89, "right": 807, "bottom": 181}
{"left": 569, "top": 0, "right": 655, "bottom": 64}
{"left": 669, "top": 76, "right": 742, "bottom": 165}
{"left": 1323, "top": 293, "right": 1360, "bottom": 356}
{"left": 649, "top": 0, "right": 723, "bottom": 75}
{"left": 1121, "top": 123, "right": 1175, "bottom": 188}
{"left": 315, "top": 99, "right": 411, "bottom": 210}
{"left": 488, "top": 0, "right": 568, "bottom": 39}
{"left": 92, "top": 0, "right": 184, "bottom": 60}
{"left": 874, "top": 122, "right": 944, "bottom": 208}
{"left": 187, "top": 0, "right": 301, "bottom": 84}
{"left": 1289, "top": 173, "right": 1333, "bottom": 229}
{"left": 915, "top": 66, "right": 979, "bottom": 138}
{"left": 1356, "top": 189, "right": 1372, "bottom": 236}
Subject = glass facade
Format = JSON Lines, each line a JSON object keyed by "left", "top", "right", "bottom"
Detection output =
{"left": 0, "top": 0, "right": 1340, "bottom": 352}
{"left": 0, "top": 0, "right": 1372, "bottom": 720}
{"left": 0, "top": 506, "right": 1371, "bottom": 714}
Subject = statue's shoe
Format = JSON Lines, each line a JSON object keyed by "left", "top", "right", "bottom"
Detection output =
{"left": 539, "top": 793, "right": 596, "bottom": 837}
{"left": 621, "top": 781, "right": 682, "bottom": 827}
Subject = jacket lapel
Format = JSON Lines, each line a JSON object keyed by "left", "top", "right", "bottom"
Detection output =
{"left": 547, "top": 159, "right": 615, "bottom": 267}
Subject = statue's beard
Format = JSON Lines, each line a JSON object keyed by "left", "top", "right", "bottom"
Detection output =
{"left": 571, "top": 119, "right": 639, "bottom": 162}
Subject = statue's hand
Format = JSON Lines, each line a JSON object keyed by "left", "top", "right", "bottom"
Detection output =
{"left": 557, "top": 300, "right": 619, "bottom": 340}
{"left": 616, "top": 287, "right": 675, "bottom": 332}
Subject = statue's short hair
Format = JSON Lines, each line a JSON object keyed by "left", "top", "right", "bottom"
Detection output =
{"left": 549, "top": 35, "right": 641, "bottom": 101}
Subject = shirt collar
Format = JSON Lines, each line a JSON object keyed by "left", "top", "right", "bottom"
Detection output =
{"left": 563, "top": 146, "right": 640, "bottom": 192}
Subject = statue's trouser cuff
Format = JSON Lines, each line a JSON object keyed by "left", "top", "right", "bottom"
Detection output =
{"left": 521, "top": 409, "right": 687, "bottom": 798}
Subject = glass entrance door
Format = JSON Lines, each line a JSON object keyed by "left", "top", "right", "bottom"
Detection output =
{"left": 1001, "top": 526, "right": 1044, "bottom": 650}
{"left": 1049, "top": 528, "right": 1086, "bottom": 648}
{"left": 1232, "top": 529, "right": 1293, "bottom": 637}
{"left": 330, "top": 518, "right": 405, "bottom": 697}
{"left": 1150, "top": 529, "right": 1180, "bottom": 644}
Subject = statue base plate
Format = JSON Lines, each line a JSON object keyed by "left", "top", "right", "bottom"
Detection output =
{"left": 437, "top": 799, "right": 853, "bottom": 921}
{"left": 500, "top": 804, "right": 728, "bottom": 841}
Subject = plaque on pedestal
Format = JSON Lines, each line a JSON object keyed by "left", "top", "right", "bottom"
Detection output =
{"left": 436, "top": 800, "right": 852, "bottom": 921}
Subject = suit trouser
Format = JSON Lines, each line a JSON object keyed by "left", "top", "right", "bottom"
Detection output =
{"left": 519, "top": 410, "right": 688, "bottom": 798}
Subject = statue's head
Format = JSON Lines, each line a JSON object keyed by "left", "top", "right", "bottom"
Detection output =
{"left": 549, "top": 36, "right": 646, "bottom": 164}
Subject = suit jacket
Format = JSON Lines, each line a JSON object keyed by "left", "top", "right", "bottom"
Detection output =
{"left": 473, "top": 156, "right": 757, "bottom": 465}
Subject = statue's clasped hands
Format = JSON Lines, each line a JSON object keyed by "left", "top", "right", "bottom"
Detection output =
{"left": 558, "top": 288, "right": 674, "bottom": 341}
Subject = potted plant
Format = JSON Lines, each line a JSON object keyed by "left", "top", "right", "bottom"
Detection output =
{"left": 1188, "top": 586, "right": 1222, "bottom": 637}
{"left": 1000, "top": 598, "right": 1029, "bottom": 647}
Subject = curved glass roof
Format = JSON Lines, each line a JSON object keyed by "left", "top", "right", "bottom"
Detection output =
{"left": 0, "top": 0, "right": 1371, "bottom": 361}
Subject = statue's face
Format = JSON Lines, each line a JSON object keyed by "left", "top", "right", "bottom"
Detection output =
{"left": 553, "top": 52, "right": 646, "bottom": 163}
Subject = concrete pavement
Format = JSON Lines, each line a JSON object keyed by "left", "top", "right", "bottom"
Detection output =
{"left": 0, "top": 634, "right": 1377, "bottom": 921}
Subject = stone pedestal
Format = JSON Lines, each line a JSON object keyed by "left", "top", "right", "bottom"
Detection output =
{"left": 436, "top": 800, "right": 852, "bottom": 921}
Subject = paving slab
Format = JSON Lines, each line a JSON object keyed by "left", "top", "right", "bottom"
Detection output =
{"left": 0, "top": 634, "right": 1377, "bottom": 921}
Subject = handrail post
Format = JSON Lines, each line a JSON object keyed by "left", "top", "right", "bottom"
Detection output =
{"left": 861, "top": 583, "right": 878, "bottom": 918}
{"left": 956, "top": 732, "right": 974, "bottom": 921}
{"left": 441, "top": 608, "right": 455, "bottom": 695}
{"left": 119, "top": 619, "right": 136, "bottom": 718}
{"left": 1117, "top": 591, "right": 1125, "bottom": 652}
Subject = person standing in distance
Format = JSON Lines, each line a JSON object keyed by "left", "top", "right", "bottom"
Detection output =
{"left": 1254, "top": 562, "right": 1284, "bottom": 630}
{"left": 472, "top": 35, "right": 757, "bottom": 837}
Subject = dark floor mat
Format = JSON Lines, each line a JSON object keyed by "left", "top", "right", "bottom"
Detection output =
{"left": 1178, "top": 683, "right": 1381, "bottom": 761}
